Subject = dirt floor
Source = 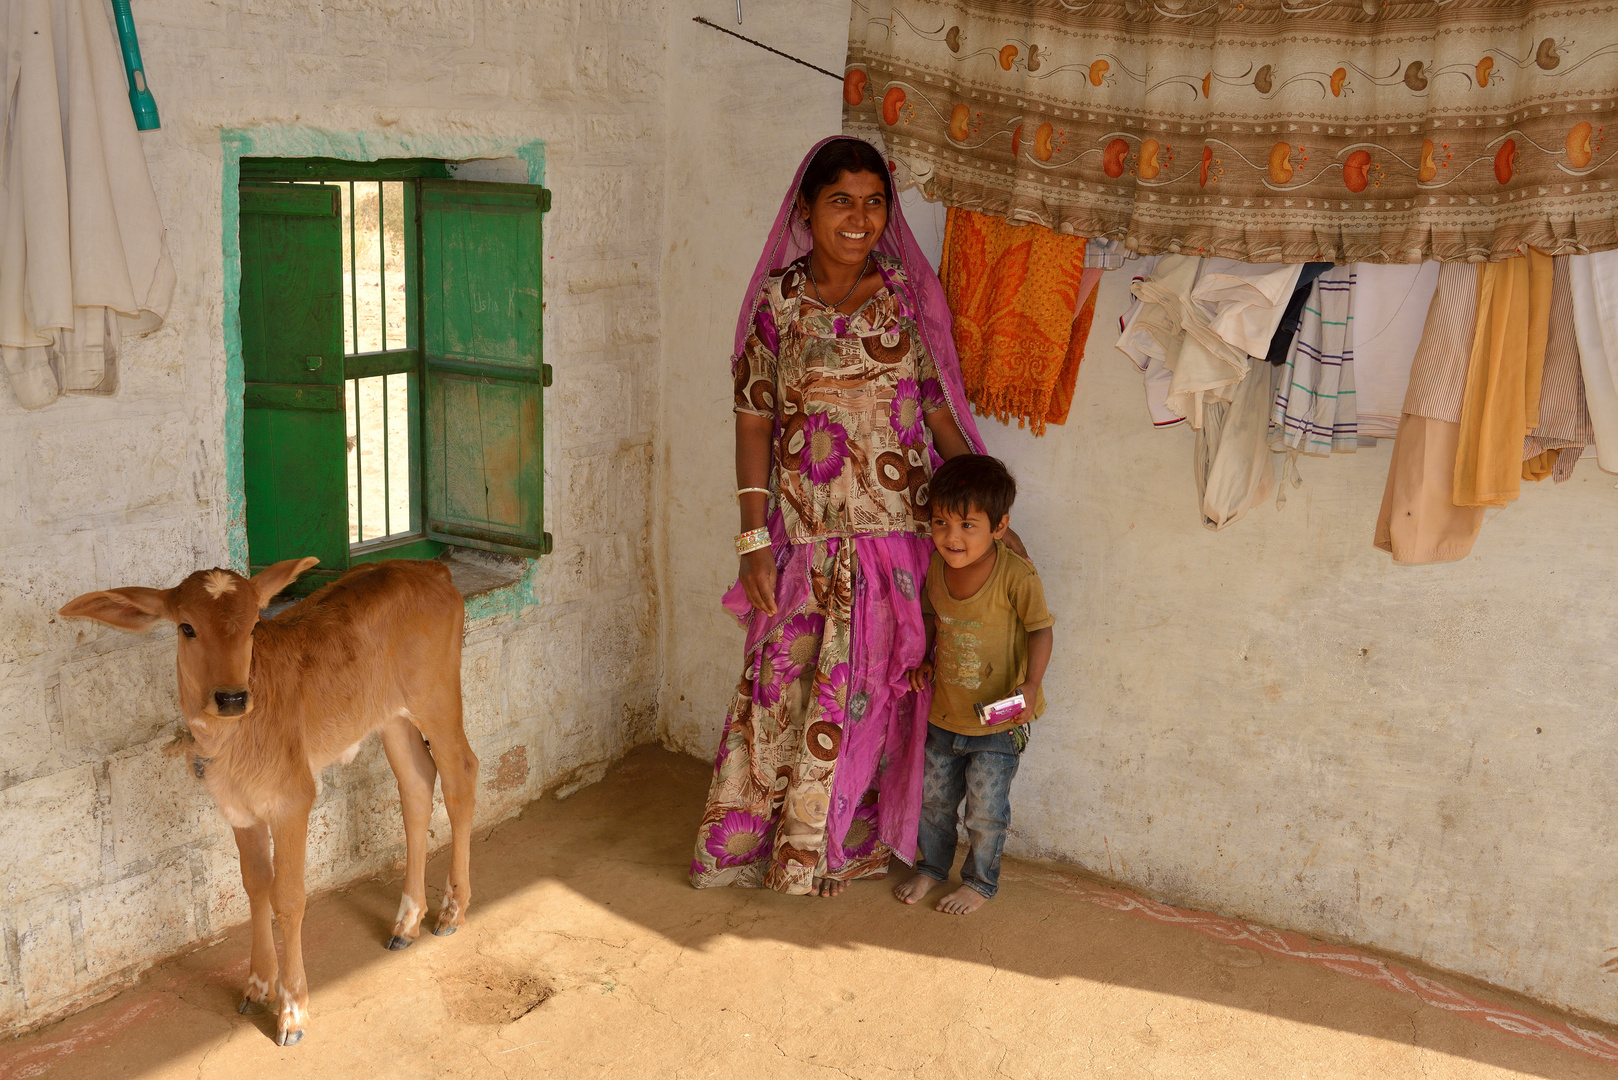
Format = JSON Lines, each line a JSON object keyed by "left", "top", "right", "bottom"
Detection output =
{"left": 5, "top": 746, "right": 1617, "bottom": 1079}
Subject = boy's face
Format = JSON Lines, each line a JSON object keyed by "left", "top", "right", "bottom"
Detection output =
{"left": 930, "top": 504, "right": 1009, "bottom": 570}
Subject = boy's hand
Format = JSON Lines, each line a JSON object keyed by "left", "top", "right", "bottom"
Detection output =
{"left": 1011, "top": 681, "right": 1040, "bottom": 723}
{"left": 907, "top": 661, "right": 934, "bottom": 693}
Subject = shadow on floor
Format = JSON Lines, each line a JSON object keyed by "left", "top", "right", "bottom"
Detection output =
{"left": 3, "top": 745, "right": 1614, "bottom": 1079}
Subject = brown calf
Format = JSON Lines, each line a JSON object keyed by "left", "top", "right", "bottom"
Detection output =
{"left": 60, "top": 558, "right": 477, "bottom": 1046}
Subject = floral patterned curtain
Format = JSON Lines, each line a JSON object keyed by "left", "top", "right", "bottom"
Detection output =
{"left": 844, "top": 0, "right": 1618, "bottom": 263}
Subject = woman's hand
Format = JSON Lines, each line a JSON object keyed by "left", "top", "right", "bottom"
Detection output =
{"left": 907, "top": 660, "right": 934, "bottom": 693}
{"left": 740, "top": 548, "right": 778, "bottom": 616}
{"left": 1003, "top": 527, "right": 1030, "bottom": 561}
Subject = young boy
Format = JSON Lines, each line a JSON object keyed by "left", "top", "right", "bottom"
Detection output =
{"left": 895, "top": 454, "right": 1053, "bottom": 915}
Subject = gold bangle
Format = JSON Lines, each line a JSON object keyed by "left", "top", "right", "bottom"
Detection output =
{"left": 734, "top": 527, "right": 771, "bottom": 556}
{"left": 736, "top": 487, "right": 772, "bottom": 501}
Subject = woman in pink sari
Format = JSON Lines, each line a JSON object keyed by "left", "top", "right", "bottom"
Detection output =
{"left": 690, "top": 136, "right": 1009, "bottom": 897}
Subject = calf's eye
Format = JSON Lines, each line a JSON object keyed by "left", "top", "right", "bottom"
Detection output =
{"left": 179, "top": 623, "right": 196, "bottom": 638}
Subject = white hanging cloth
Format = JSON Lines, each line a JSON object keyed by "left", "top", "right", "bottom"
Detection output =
{"left": 0, "top": 0, "right": 174, "bottom": 408}
{"left": 1568, "top": 250, "right": 1618, "bottom": 473}
{"left": 1350, "top": 262, "right": 1440, "bottom": 441}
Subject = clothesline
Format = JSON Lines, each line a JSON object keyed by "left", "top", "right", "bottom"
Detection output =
{"left": 929, "top": 203, "right": 1612, "bottom": 558}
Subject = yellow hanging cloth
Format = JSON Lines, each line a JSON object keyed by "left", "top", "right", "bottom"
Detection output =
{"left": 939, "top": 208, "right": 1090, "bottom": 435}
{"left": 1452, "top": 250, "right": 1553, "bottom": 508}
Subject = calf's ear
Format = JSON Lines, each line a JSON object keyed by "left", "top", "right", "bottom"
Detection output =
{"left": 250, "top": 557, "right": 321, "bottom": 609}
{"left": 59, "top": 588, "right": 173, "bottom": 632}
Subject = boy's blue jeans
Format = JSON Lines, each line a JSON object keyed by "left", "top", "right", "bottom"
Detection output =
{"left": 915, "top": 722, "right": 1027, "bottom": 899}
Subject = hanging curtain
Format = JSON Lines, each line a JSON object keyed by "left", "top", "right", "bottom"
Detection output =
{"left": 845, "top": 0, "right": 1618, "bottom": 264}
{"left": 0, "top": 0, "right": 174, "bottom": 409}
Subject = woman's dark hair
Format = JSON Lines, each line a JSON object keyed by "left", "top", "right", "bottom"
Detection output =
{"left": 930, "top": 454, "right": 1017, "bottom": 526}
{"left": 798, "top": 138, "right": 893, "bottom": 206}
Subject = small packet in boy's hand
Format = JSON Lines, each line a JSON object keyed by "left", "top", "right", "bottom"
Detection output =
{"left": 973, "top": 692, "right": 1026, "bottom": 726}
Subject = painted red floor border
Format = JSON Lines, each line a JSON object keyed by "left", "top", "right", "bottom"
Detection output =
{"left": 1013, "top": 866, "right": 1618, "bottom": 1067}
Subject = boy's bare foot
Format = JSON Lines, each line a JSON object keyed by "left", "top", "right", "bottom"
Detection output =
{"left": 893, "top": 873, "right": 941, "bottom": 904}
{"left": 814, "top": 877, "right": 846, "bottom": 897}
{"left": 935, "top": 884, "right": 989, "bottom": 914}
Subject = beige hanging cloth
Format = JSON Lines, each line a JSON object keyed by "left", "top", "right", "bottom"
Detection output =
{"left": 1521, "top": 258, "right": 1593, "bottom": 482}
{"left": 0, "top": 0, "right": 174, "bottom": 408}
{"left": 1452, "top": 251, "right": 1553, "bottom": 508}
{"left": 1374, "top": 262, "right": 1485, "bottom": 564}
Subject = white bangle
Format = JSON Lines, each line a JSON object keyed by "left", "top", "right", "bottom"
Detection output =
{"left": 736, "top": 487, "right": 771, "bottom": 500}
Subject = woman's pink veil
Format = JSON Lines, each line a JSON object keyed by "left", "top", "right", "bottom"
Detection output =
{"left": 731, "top": 134, "right": 986, "bottom": 455}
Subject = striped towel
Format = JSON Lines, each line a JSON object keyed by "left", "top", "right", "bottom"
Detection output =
{"left": 1271, "top": 269, "right": 1357, "bottom": 455}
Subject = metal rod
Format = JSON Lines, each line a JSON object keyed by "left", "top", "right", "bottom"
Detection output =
{"left": 378, "top": 183, "right": 387, "bottom": 352}
{"left": 691, "top": 17, "right": 842, "bottom": 81}
{"left": 382, "top": 375, "right": 391, "bottom": 536}
{"left": 352, "top": 379, "right": 363, "bottom": 541}
{"left": 348, "top": 182, "right": 359, "bottom": 356}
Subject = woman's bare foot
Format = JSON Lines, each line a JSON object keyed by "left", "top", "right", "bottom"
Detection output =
{"left": 935, "top": 884, "right": 989, "bottom": 914}
{"left": 893, "top": 873, "right": 941, "bottom": 904}
{"left": 814, "top": 876, "right": 847, "bottom": 897}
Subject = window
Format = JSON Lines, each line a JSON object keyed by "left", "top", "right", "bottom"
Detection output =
{"left": 238, "top": 158, "right": 553, "bottom": 592}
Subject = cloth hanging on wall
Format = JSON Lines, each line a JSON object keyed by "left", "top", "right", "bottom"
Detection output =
{"left": 1350, "top": 263, "right": 1441, "bottom": 439}
{"left": 845, "top": 0, "right": 1618, "bottom": 263}
{"left": 0, "top": 0, "right": 174, "bottom": 409}
{"left": 1374, "top": 263, "right": 1485, "bottom": 563}
{"left": 938, "top": 207, "right": 1091, "bottom": 434}
{"left": 1452, "top": 250, "right": 1553, "bottom": 507}
{"left": 1196, "top": 360, "right": 1278, "bottom": 531}
{"left": 1270, "top": 268, "right": 1357, "bottom": 456}
{"left": 1116, "top": 255, "right": 1185, "bottom": 428}
{"left": 1262, "top": 263, "right": 1333, "bottom": 367}
{"left": 1521, "top": 257, "right": 1591, "bottom": 482}
{"left": 1569, "top": 250, "right": 1618, "bottom": 473}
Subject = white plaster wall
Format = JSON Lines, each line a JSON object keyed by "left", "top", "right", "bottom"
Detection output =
{"left": 0, "top": 0, "right": 675, "bottom": 1033}
{"left": 660, "top": 234, "right": 1618, "bottom": 1020}
{"left": 656, "top": 0, "right": 852, "bottom": 757}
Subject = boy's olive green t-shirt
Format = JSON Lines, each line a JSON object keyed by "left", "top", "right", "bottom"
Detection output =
{"left": 921, "top": 541, "right": 1055, "bottom": 736}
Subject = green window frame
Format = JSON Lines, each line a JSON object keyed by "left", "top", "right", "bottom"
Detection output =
{"left": 238, "top": 158, "right": 553, "bottom": 593}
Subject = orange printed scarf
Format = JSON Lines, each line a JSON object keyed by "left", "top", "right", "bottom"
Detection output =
{"left": 938, "top": 208, "right": 1094, "bottom": 436}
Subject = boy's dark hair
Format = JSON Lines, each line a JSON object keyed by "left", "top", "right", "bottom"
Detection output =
{"left": 929, "top": 454, "right": 1016, "bottom": 526}
{"left": 798, "top": 138, "right": 894, "bottom": 207}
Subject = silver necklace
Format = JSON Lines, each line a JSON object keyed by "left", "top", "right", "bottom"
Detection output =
{"left": 810, "top": 253, "right": 871, "bottom": 312}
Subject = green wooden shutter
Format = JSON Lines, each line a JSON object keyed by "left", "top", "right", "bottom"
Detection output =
{"left": 419, "top": 180, "right": 552, "bottom": 559}
{"left": 240, "top": 183, "right": 348, "bottom": 586}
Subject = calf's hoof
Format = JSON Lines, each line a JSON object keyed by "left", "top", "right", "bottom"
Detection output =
{"left": 386, "top": 935, "right": 414, "bottom": 951}
{"left": 275, "top": 1028, "right": 304, "bottom": 1047}
{"left": 237, "top": 997, "right": 257, "bottom": 1015}
{"left": 432, "top": 923, "right": 458, "bottom": 937}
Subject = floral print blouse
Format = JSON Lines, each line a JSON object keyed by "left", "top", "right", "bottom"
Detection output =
{"left": 734, "top": 253, "right": 947, "bottom": 542}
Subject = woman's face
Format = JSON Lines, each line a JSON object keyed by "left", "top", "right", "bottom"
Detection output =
{"left": 801, "top": 169, "right": 889, "bottom": 268}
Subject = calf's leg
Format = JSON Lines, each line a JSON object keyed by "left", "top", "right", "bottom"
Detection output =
{"left": 232, "top": 823, "right": 278, "bottom": 1013}
{"left": 381, "top": 716, "right": 436, "bottom": 949}
{"left": 414, "top": 686, "right": 478, "bottom": 936}
{"left": 269, "top": 808, "right": 311, "bottom": 1046}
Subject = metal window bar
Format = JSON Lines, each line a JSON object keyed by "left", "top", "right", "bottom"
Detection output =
{"left": 338, "top": 179, "right": 417, "bottom": 548}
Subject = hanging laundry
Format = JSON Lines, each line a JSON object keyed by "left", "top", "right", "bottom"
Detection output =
{"left": 1452, "top": 251, "right": 1553, "bottom": 508}
{"left": 1196, "top": 360, "right": 1279, "bottom": 530}
{"left": 1522, "top": 258, "right": 1592, "bottom": 483}
{"left": 1046, "top": 268, "right": 1103, "bottom": 427}
{"left": 1115, "top": 256, "right": 1184, "bottom": 429}
{"left": 1194, "top": 261, "right": 1304, "bottom": 359}
{"left": 939, "top": 208, "right": 1091, "bottom": 434}
{"left": 1262, "top": 263, "right": 1334, "bottom": 367}
{"left": 1085, "top": 238, "right": 1126, "bottom": 270}
{"left": 1374, "top": 263, "right": 1485, "bottom": 564}
{"left": 1350, "top": 263, "right": 1441, "bottom": 440}
{"left": 1568, "top": 249, "right": 1618, "bottom": 474}
{"left": 1270, "top": 268, "right": 1357, "bottom": 456}
{"left": 0, "top": 0, "right": 175, "bottom": 408}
